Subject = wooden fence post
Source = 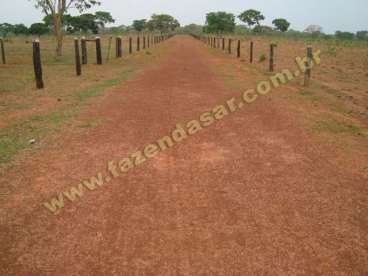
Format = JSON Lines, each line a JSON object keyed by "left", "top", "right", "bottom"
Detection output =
{"left": 74, "top": 38, "right": 81, "bottom": 76}
{"left": 129, "top": 37, "right": 132, "bottom": 54}
{"left": 81, "top": 37, "right": 87, "bottom": 64}
{"left": 304, "top": 47, "right": 313, "bottom": 86}
{"left": 0, "top": 38, "right": 6, "bottom": 64}
{"left": 143, "top": 36, "right": 146, "bottom": 49}
{"left": 137, "top": 36, "right": 140, "bottom": 51}
{"left": 269, "top": 43, "right": 277, "bottom": 72}
{"left": 250, "top": 41, "right": 254, "bottom": 63}
{"left": 116, "top": 36, "right": 122, "bottom": 58}
{"left": 147, "top": 35, "right": 150, "bottom": 48}
{"left": 228, "top": 39, "right": 232, "bottom": 54}
{"left": 222, "top": 38, "right": 225, "bottom": 50}
{"left": 32, "top": 39, "right": 44, "bottom": 89}
{"left": 96, "top": 37, "right": 102, "bottom": 65}
{"left": 237, "top": 40, "right": 241, "bottom": 58}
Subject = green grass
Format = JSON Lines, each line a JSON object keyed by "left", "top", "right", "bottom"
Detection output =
{"left": 312, "top": 119, "right": 366, "bottom": 137}
{"left": 0, "top": 101, "right": 33, "bottom": 112}
{"left": 71, "top": 68, "right": 138, "bottom": 102}
{"left": 0, "top": 68, "right": 140, "bottom": 165}
{"left": 0, "top": 109, "right": 77, "bottom": 164}
{"left": 298, "top": 89, "right": 313, "bottom": 97}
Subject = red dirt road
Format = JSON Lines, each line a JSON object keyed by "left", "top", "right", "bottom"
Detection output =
{"left": 1, "top": 36, "right": 368, "bottom": 275}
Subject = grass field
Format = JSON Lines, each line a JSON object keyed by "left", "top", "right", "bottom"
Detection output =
{"left": 0, "top": 34, "right": 163, "bottom": 166}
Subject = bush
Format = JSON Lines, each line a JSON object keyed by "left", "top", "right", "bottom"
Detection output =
{"left": 335, "top": 31, "right": 355, "bottom": 40}
{"left": 259, "top": 54, "right": 266, "bottom": 62}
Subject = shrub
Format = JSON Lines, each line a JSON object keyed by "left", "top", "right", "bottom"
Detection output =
{"left": 259, "top": 54, "right": 266, "bottom": 62}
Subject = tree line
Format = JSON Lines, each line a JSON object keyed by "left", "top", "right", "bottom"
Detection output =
{"left": 200, "top": 10, "right": 368, "bottom": 41}
{"left": 0, "top": 11, "right": 114, "bottom": 37}
{"left": 1, "top": 0, "right": 181, "bottom": 58}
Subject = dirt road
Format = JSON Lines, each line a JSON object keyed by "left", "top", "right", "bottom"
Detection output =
{"left": 1, "top": 36, "right": 367, "bottom": 275}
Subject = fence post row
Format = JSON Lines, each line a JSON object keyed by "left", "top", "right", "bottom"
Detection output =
{"left": 128, "top": 37, "right": 132, "bottom": 54}
{"left": 32, "top": 39, "right": 44, "bottom": 89}
{"left": 137, "top": 36, "right": 140, "bottom": 51}
{"left": 95, "top": 37, "right": 102, "bottom": 65}
{"left": 116, "top": 36, "right": 122, "bottom": 58}
{"left": 304, "top": 47, "right": 313, "bottom": 86}
{"left": 237, "top": 40, "right": 241, "bottom": 58}
{"left": 74, "top": 38, "right": 82, "bottom": 76}
{"left": 250, "top": 41, "right": 254, "bottom": 64}
{"left": 269, "top": 43, "right": 277, "bottom": 72}
{"left": 0, "top": 38, "right": 6, "bottom": 64}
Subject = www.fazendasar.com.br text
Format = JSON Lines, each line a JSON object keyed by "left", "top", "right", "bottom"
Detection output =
{"left": 43, "top": 50, "right": 321, "bottom": 214}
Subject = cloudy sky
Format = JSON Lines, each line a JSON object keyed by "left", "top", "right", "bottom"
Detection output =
{"left": 0, "top": 0, "right": 367, "bottom": 34}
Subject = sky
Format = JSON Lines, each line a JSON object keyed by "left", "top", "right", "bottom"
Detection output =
{"left": 0, "top": 0, "right": 367, "bottom": 34}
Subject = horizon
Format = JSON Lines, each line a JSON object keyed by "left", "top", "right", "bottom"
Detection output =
{"left": 0, "top": 0, "right": 367, "bottom": 34}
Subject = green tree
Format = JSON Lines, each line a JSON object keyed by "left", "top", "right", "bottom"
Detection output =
{"left": 0, "top": 23, "right": 15, "bottom": 37}
{"left": 253, "top": 25, "right": 273, "bottom": 34}
{"left": 29, "top": 22, "right": 49, "bottom": 35}
{"left": 356, "top": 31, "right": 368, "bottom": 41}
{"left": 204, "top": 12, "right": 235, "bottom": 33}
{"left": 67, "top": 14, "right": 98, "bottom": 33}
{"left": 32, "top": 0, "right": 101, "bottom": 57}
{"left": 13, "top": 24, "right": 29, "bottom": 35}
{"left": 180, "top": 24, "right": 203, "bottom": 35}
{"left": 94, "top": 11, "right": 115, "bottom": 28}
{"left": 335, "top": 31, "right": 355, "bottom": 40}
{"left": 272, "top": 18, "right": 290, "bottom": 32}
{"left": 146, "top": 14, "right": 180, "bottom": 33}
{"left": 238, "top": 9, "right": 265, "bottom": 28}
{"left": 132, "top": 19, "right": 146, "bottom": 32}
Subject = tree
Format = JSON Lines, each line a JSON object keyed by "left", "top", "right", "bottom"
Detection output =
{"left": 132, "top": 19, "right": 146, "bottom": 32}
{"left": 335, "top": 31, "right": 355, "bottom": 40}
{"left": 68, "top": 13, "right": 100, "bottom": 33}
{"left": 253, "top": 25, "right": 273, "bottom": 34}
{"left": 304, "top": 25, "right": 323, "bottom": 34}
{"left": 272, "top": 18, "right": 290, "bottom": 32}
{"left": 13, "top": 24, "right": 29, "bottom": 35}
{"left": 0, "top": 23, "right": 15, "bottom": 37}
{"left": 356, "top": 31, "right": 368, "bottom": 41}
{"left": 32, "top": 0, "right": 101, "bottom": 57}
{"left": 238, "top": 9, "right": 265, "bottom": 28}
{"left": 29, "top": 22, "right": 49, "bottom": 36}
{"left": 94, "top": 11, "right": 115, "bottom": 28}
{"left": 204, "top": 12, "right": 235, "bottom": 33}
{"left": 179, "top": 24, "right": 203, "bottom": 35}
{"left": 146, "top": 14, "right": 180, "bottom": 33}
